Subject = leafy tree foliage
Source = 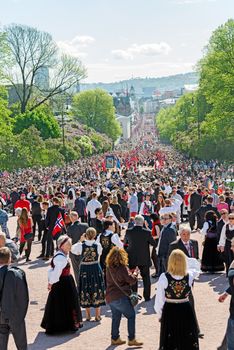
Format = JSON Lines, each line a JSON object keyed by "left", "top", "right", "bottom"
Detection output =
{"left": 156, "top": 19, "right": 234, "bottom": 161}
{"left": 72, "top": 89, "right": 121, "bottom": 141}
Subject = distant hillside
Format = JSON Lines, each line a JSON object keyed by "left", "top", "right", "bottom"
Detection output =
{"left": 81, "top": 72, "right": 199, "bottom": 94}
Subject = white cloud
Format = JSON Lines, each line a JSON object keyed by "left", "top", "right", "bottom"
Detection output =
{"left": 57, "top": 35, "right": 95, "bottom": 58}
{"left": 111, "top": 42, "right": 171, "bottom": 60}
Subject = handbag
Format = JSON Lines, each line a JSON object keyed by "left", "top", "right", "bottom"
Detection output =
{"left": 108, "top": 267, "right": 142, "bottom": 307}
{"left": 24, "top": 232, "right": 33, "bottom": 240}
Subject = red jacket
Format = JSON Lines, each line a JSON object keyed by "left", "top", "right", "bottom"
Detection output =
{"left": 14, "top": 199, "right": 31, "bottom": 212}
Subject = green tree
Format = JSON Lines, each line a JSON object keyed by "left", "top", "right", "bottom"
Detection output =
{"left": 72, "top": 89, "right": 121, "bottom": 141}
{"left": 13, "top": 105, "right": 61, "bottom": 139}
{"left": 1, "top": 24, "right": 86, "bottom": 113}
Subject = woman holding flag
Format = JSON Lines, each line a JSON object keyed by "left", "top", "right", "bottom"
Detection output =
{"left": 41, "top": 235, "right": 83, "bottom": 334}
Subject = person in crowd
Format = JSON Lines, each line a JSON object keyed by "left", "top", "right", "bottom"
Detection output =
{"left": 0, "top": 232, "right": 19, "bottom": 263}
{"left": 37, "top": 201, "right": 51, "bottom": 259}
{"left": 154, "top": 193, "right": 165, "bottom": 215}
{"left": 170, "top": 186, "right": 183, "bottom": 225}
{"left": 71, "top": 227, "right": 105, "bottom": 321}
{"left": 105, "top": 247, "right": 143, "bottom": 347}
{"left": 41, "top": 235, "right": 82, "bottom": 334}
{"left": 14, "top": 193, "right": 31, "bottom": 212}
{"left": 150, "top": 213, "right": 161, "bottom": 278}
{"left": 139, "top": 193, "right": 153, "bottom": 229}
{"left": 128, "top": 188, "right": 138, "bottom": 218}
{"left": 124, "top": 215, "right": 157, "bottom": 301}
{"left": 154, "top": 249, "right": 199, "bottom": 350}
{"left": 157, "top": 214, "right": 177, "bottom": 276}
{"left": 189, "top": 187, "right": 202, "bottom": 231}
{"left": 92, "top": 207, "right": 104, "bottom": 235}
{"left": 0, "top": 202, "right": 9, "bottom": 238}
{"left": 86, "top": 192, "right": 102, "bottom": 227}
{"left": 0, "top": 247, "right": 29, "bottom": 350}
{"left": 201, "top": 210, "right": 224, "bottom": 272}
{"left": 44, "top": 197, "right": 65, "bottom": 261}
{"left": 217, "top": 195, "right": 229, "bottom": 213}
{"left": 67, "top": 211, "right": 88, "bottom": 286}
{"left": 73, "top": 191, "right": 86, "bottom": 222}
{"left": 10, "top": 188, "right": 20, "bottom": 216}
{"left": 196, "top": 196, "right": 220, "bottom": 229}
{"left": 31, "top": 195, "right": 43, "bottom": 241}
{"left": 18, "top": 208, "right": 33, "bottom": 262}
{"left": 217, "top": 209, "right": 229, "bottom": 241}
{"left": 66, "top": 190, "right": 75, "bottom": 212}
{"left": 96, "top": 220, "right": 123, "bottom": 272}
{"left": 218, "top": 213, "right": 234, "bottom": 274}
{"left": 210, "top": 188, "right": 219, "bottom": 207}
{"left": 218, "top": 237, "right": 234, "bottom": 350}
{"left": 168, "top": 226, "right": 203, "bottom": 338}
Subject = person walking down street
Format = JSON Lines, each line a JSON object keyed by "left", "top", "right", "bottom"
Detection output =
{"left": 18, "top": 208, "right": 33, "bottom": 262}
{"left": 41, "top": 235, "right": 83, "bottom": 334}
{"left": 218, "top": 213, "right": 234, "bottom": 274}
{"left": 72, "top": 228, "right": 105, "bottom": 322}
{"left": 106, "top": 247, "right": 143, "bottom": 347}
{"left": 86, "top": 192, "right": 102, "bottom": 227}
{"left": 124, "top": 215, "right": 157, "bottom": 301}
{"left": 0, "top": 203, "right": 9, "bottom": 238}
{"left": 0, "top": 247, "right": 29, "bottom": 350}
{"left": 154, "top": 249, "right": 199, "bottom": 350}
{"left": 201, "top": 210, "right": 224, "bottom": 273}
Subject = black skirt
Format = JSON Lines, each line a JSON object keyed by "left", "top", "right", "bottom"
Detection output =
{"left": 79, "top": 262, "right": 106, "bottom": 308}
{"left": 201, "top": 236, "right": 224, "bottom": 272}
{"left": 160, "top": 301, "right": 199, "bottom": 350}
{"left": 41, "top": 275, "right": 82, "bottom": 334}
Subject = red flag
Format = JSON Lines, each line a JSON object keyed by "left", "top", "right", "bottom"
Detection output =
{"left": 52, "top": 212, "right": 65, "bottom": 240}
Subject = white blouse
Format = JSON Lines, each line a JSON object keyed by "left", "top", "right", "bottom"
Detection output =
{"left": 48, "top": 252, "right": 68, "bottom": 285}
{"left": 154, "top": 264, "right": 200, "bottom": 319}
{"left": 71, "top": 240, "right": 103, "bottom": 256}
{"left": 96, "top": 230, "right": 123, "bottom": 249}
{"left": 201, "top": 222, "right": 209, "bottom": 237}
{"left": 219, "top": 223, "right": 234, "bottom": 247}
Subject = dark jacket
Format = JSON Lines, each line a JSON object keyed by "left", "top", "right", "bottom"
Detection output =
{"left": 196, "top": 204, "right": 220, "bottom": 229}
{"left": 67, "top": 221, "right": 88, "bottom": 245}
{"left": 74, "top": 197, "right": 86, "bottom": 216}
{"left": 0, "top": 266, "right": 29, "bottom": 324}
{"left": 10, "top": 191, "right": 20, "bottom": 205}
{"left": 45, "top": 205, "right": 65, "bottom": 234}
{"left": 190, "top": 192, "right": 202, "bottom": 212}
{"left": 157, "top": 224, "right": 177, "bottom": 258}
{"left": 124, "top": 225, "right": 157, "bottom": 267}
{"left": 227, "top": 265, "right": 234, "bottom": 320}
{"left": 106, "top": 265, "right": 137, "bottom": 303}
{"left": 31, "top": 201, "right": 42, "bottom": 217}
{"left": 92, "top": 218, "right": 104, "bottom": 235}
{"left": 168, "top": 238, "right": 199, "bottom": 260}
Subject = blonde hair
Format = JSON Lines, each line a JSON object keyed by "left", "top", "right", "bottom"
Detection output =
{"left": 85, "top": 227, "right": 97, "bottom": 240}
{"left": 167, "top": 249, "right": 187, "bottom": 276}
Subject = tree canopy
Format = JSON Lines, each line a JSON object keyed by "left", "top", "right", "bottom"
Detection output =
{"left": 156, "top": 19, "right": 234, "bottom": 161}
{"left": 72, "top": 88, "right": 121, "bottom": 141}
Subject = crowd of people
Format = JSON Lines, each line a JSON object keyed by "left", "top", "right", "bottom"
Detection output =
{"left": 0, "top": 119, "right": 234, "bottom": 349}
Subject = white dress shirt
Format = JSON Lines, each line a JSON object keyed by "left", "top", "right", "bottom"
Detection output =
{"left": 48, "top": 252, "right": 68, "bottom": 285}
{"left": 86, "top": 199, "right": 102, "bottom": 218}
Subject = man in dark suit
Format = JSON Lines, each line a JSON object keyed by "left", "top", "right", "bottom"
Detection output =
{"left": 74, "top": 191, "right": 87, "bottom": 223}
{"left": 44, "top": 197, "right": 65, "bottom": 260}
{"left": 67, "top": 211, "right": 88, "bottom": 286}
{"left": 157, "top": 213, "right": 177, "bottom": 276}
{"left": 168, "top": 226, "right": 203, "bottom": 338}
{"left": 124, "top": 215, "right": 157, "bottom": 301}
{"left": 0, "top": 247, "right": 29, "bottom": 350}
{"left": 189, "top": 188, "right": 202, "bottom": 230}
{"left": 196, "top": 196, "right": 220, "bottom": 229}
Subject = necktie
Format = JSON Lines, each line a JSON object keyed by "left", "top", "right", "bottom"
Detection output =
{"left": 185, "top": 243, "right": 190, "bottom": 256}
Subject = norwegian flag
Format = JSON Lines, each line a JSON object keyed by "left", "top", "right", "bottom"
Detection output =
{"left": 52, "top": 212, "right": 65, "bottom": 240}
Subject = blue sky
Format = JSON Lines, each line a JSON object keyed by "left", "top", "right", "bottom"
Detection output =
{"left": 0, "top": 0, "right": 233, "bottom": 82}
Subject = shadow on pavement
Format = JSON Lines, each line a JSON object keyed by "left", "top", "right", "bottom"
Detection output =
{"left": 196, "top": 273, "right": 228, "bottom": 293}
{"left": 28, "top": 331, "right": 79, "bottom": 350}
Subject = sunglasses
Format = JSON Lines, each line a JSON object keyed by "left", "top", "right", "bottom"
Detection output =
{"left": 229, "top": 218, "right": 234, "bottom": 220}
{"left": 221, "top": 212, "right": 227, "bottom": 215}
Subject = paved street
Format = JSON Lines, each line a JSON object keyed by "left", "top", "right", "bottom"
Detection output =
{"left": 7, "top": 217, "right": 229, "bottom": 350}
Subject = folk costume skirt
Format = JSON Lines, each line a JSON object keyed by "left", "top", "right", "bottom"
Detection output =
{"left": 159, "top": 301, "right": 199, "bottom": 350}
{"left": 201, "top": 236, "right": 224, "bottom": 272}
{"left": 41, "top": 275, "right": 82, "bottom": 334}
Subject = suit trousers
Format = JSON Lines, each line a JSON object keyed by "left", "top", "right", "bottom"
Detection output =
{"left": 188, "top": 211, "right": 196, "bottom": 230}
{"left": 0, "top": 320, "right": 27, "bottom": 350}
{"left": 157, "top": 256, "right": 167, "bottom": 276}
{"left": 131, "top": 265, "right": 151, "bottom": 301}
{"left": 32, "top": 215, "right": 42, "bottom": 240}
{"left": 45, "top": 232, "right": 54, "bottom": 258}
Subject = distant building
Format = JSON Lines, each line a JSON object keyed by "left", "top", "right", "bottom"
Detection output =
{"left": 142, "top": 87, "right": 155, "bottom": 98}
{"left": 143, "top": 99, "right": 159, "bottom": 114}
{"left": 34, "top": 66, "right": 49, "bottom": 90}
